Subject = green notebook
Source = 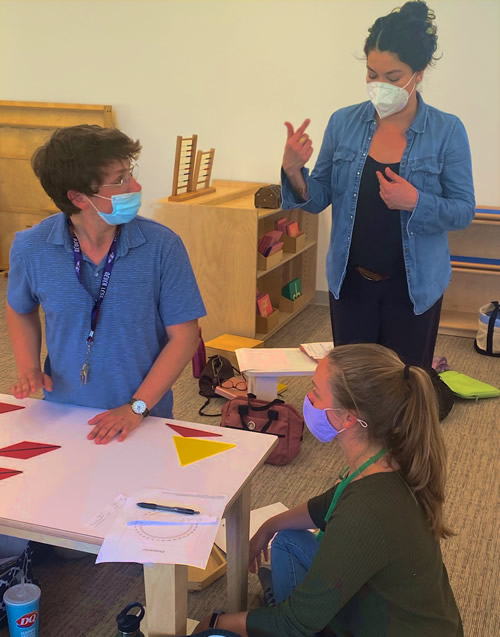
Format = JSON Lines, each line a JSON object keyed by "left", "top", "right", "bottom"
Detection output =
{"left": 439, "top": 371, "right": 500, "bottom": 399}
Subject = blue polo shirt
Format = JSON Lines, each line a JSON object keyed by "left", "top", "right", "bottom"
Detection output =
{"left": 7, "top": 213, "right": 206, "bottom": 418}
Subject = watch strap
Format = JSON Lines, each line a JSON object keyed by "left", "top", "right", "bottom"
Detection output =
{"left": 209, "top": 610, "right": 225, "bottom": 628}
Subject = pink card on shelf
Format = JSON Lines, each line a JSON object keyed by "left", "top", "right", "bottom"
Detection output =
{"left": 257, "top": 293, "right": 273, "bottom": 317}
{"left": 0, "top": 468, "right": 23, "bottom": 481}
{"left": 0, "top": 402, "right": 25, "bottom": 415}
{"left": 0, "top": 441, "right": 61, "bottom": 460}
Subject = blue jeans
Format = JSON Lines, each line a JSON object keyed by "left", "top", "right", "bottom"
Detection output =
{"left": 270, "top": 529, "right": 319, "bottom": 603}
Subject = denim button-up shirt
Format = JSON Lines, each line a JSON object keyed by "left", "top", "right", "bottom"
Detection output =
{"left": 282, "top": 93, "right": 475, "bottom": 314}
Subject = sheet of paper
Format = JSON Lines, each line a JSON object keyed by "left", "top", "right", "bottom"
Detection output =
{"left": 300, "top": 342, "right": 334, "bottom": 360}
{"left": 84, "top": 494, "right": 128, "bottom": 530}
{"left": 96, "top": 489, "right": 227, "bottom": 568}
{"left": 215, "top": 502, "right": 289, "bottom": 553}
{"left": 236, "top": 348, "right": 317, "bottom": 373}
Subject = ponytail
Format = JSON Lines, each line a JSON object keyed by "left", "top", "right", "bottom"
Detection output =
{"left": 327, "top": 344, "right": 453, "bottom": 540}
{"left": 389, "top": 365, "right": 453, "bottom": 539}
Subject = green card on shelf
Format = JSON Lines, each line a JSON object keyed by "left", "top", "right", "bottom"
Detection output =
{"left": 282, "top": 278, "right": 302, "bottom": 301}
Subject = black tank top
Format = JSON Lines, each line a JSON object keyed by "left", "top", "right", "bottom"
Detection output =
{"left": 347, "top": 155, "right": 405, "bottom": 278}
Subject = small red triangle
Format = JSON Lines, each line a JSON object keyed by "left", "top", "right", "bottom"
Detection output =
{"left": 0, "top": 468, "right": 23, "bottom": 481}
{"left": 166, "top": 423, "right": 222, "bottom": 438}
{"left": 0, "top": 402, "right": 25, "bottom": 415}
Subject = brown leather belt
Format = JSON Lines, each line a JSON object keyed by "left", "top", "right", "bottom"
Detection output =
{"left": 355, "top": 266, "right": 390, "bottom": 281}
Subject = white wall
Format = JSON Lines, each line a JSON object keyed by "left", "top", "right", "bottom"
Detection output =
{"left": 1, "top": 0, "right": 499, "bottom": 292}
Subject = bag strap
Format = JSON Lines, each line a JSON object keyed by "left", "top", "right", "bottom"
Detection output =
{"left": 237, "top": 404, "right": 279, "bottom": 433}
{"left": 198, "top": 395, "right": 222, "bottom": 418}
{"left": 486, "top": 301, "right": 500, "bottom": 356}
{"left": 245, "top": 393, "right": 285, "bottom": 411}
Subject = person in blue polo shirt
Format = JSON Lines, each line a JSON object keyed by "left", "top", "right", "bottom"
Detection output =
{"left": 6, "top": 124, "right": 206, "bottom": 444}
{"left": 281, "top": 0, "right": 475, "bottom": 369}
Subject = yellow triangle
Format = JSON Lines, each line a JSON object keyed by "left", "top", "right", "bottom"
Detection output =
{"left": 173, "top": 436, "right": 236, "bottom": 467}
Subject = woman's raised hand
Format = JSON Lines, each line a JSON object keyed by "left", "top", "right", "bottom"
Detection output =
{"left": 283, "top": 118, "right": 313, "bottom": 176}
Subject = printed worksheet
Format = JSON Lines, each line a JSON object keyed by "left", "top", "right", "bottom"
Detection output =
{"left": 96, "top": 488, "right": 227, "bottom": 568}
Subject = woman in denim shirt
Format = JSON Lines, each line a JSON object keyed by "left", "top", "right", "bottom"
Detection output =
{"left": 282, "top": 0, "right": 475, "bottom": 368}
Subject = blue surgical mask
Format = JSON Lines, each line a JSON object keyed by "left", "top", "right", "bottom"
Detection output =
{"left": 302, "top": 395, "right": 367, "bottom": 443}
{"left": 86, "top": 190, "right": 142, "bottom": 225}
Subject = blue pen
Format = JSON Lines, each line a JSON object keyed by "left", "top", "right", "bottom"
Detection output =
{"left": 136, "top": 502, "right": 200, "bottom": 515}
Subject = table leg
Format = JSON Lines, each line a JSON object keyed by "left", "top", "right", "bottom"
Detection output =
{"left": 225, "top": 483, "right": 251, "bottom": 612}
{"left": 247, "top": 375, "right": 278, "bottom": 401}
{"left": 144, "top": 563, "right": 188, "bottom": 636}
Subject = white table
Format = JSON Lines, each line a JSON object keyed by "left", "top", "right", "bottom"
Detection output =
{"left": 236, "top": 348, "right": 317, "bottom": 401}
{"left": 0, "top": 395, "right": 277, "bottom": 636}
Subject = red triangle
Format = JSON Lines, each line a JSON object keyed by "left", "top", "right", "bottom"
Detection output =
{"left": 0, "top": 468, "right": 23, "bottom": 481}
{"left": 166, "top": 423, "right": 222, "bottom": 438}
{"left": 0, "top": 441, "right": 61, "bottom": 460}
{"left": 0, "top": 402, "right": 25, "bottom": 415}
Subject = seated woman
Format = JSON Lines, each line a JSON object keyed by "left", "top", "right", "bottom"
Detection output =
{"left": 194, "top": 343, "right": 463, "bottom": 636}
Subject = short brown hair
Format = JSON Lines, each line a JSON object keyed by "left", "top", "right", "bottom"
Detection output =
{"left": 32, "top": 124, "right": 141, "bottom": 216}
{"left": 327, "top": 343, "right": 452, "bottom": 540}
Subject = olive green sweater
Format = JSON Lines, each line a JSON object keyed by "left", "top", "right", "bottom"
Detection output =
{"left": 246, "top": 472, "right": 463, "bottom": 637}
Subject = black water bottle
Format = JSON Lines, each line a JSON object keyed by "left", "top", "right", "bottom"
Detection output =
{"left": 115, "top": 602, "right": 145, "bottom": 637}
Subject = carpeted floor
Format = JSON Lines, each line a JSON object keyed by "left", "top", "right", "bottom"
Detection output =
{"left": 0, "top": 275, "right": 498, "bottom": 636}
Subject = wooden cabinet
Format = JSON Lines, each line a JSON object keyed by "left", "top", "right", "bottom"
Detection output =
{"left": 155, "top": 180, "right": 318, "bottom": 342}
{"left": 0, "top": 100, "right": 113, "bottom": 271}
{"left": 441, "top": 206, "right": 500, "bottom": 337}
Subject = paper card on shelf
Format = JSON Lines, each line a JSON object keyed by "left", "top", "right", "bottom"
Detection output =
{"left": 0, "top": 441, "right": 61, "bottom": 460}
{"left": 215, "top": 502, "right": 289, "bottom": 553}
{"left": 0, "top": 468, "right": 23, "bottom": 481}
{"left": 257, "top": 293, "right": 273, "bottom": 317}
{"left": 300, "top": 342, "right": 334, "bottom": 361}
{"left": 96, "top": 489, "right": 227, "bottom": 568}
{"left": 235, "top": 348, "right": 317, "bottom": 374}
{"left": 0, "top": 402, "right": 25, "bottom": 415}
{"left": 166, "top": 423, "right": 222, "bottom": 438}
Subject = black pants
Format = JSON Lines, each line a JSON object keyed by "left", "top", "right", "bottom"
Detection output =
{"left": 329, "top": 269, "right": 442, "bottom": 368}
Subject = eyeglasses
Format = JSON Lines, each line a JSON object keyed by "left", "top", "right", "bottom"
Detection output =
{"left": 98, "top": 163, "right": 139, "bottom": 189}
{"left": 220, "top": 378, "right": 248, "bottom": 391}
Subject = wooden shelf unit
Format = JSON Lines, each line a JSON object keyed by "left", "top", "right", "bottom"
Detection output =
{"left": 155, "top": 180, "right": 318, "bottom": 342}
{"left": 440, "top": 206, "right": 500, "bottom": 338}
{"left": 0, "top": 100, "right": 113, "bottom": 271}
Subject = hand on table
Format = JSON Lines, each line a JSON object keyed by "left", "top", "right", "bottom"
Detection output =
{"left": 87, "top": 404, "right": 144, "bottom": 444}
{"left": 283, "top": 118, "right": 314, "bottom": 176}
{"left": 248, "top": 524, "right": 275, "bottom": 574}
{"left": 10, "top": 369, "right": 53, "bottom": 399}
{"left": 376, "top": 166, "right": 418, "bottom": 211}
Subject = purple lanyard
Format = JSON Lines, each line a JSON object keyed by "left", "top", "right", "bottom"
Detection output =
{"left": 71, "top": 227, "right": 118, "bottom": 384}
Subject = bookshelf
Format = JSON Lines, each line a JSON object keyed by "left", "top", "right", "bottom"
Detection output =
{"left": 0, "top": 100, "right": 114, "bottom": 272}
{"left": 441, "top": 206, "right": 500, "bottom": 337}
{"left": 155, "top": 180, "right": 318, "bottom": 342}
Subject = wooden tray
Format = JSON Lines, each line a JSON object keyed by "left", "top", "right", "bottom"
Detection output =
{"left": 188, "top": 544, "right": 227, "bottom": 591}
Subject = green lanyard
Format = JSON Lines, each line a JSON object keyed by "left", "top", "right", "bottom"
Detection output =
{"left": 317, "top": 447, "right": 388, "bottom": 542}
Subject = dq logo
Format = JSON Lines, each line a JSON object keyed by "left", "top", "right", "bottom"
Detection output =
{"left": 16, "top": 610, "right": 38, "bottom": 627}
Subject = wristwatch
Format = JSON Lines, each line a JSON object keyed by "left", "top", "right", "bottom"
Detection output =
{"left": 128, "top": 398, "right": 150, "bottom": 418}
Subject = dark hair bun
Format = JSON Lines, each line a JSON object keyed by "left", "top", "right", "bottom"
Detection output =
{"left": 399, "top": 0, "right": 431, "bottom": 21}
{"left": 364, "top": 1, "right": 439, "bottom": 70}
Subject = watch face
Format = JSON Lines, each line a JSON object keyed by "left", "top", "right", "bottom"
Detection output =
{"left": 132, "top": 400, "right": 147, "bottom": 415}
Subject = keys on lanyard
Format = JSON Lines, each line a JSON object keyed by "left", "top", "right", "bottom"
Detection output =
{"left": 70, "top": 223, "right": 118, "bottom": 385}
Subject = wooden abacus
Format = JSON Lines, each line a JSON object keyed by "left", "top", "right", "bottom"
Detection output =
{"left": 168, "top": 134, "right": 216, "bottom": 201}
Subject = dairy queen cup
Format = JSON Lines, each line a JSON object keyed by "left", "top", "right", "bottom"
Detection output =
{"left": 3, "top": 582, "right": 41, "bottom": 637}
